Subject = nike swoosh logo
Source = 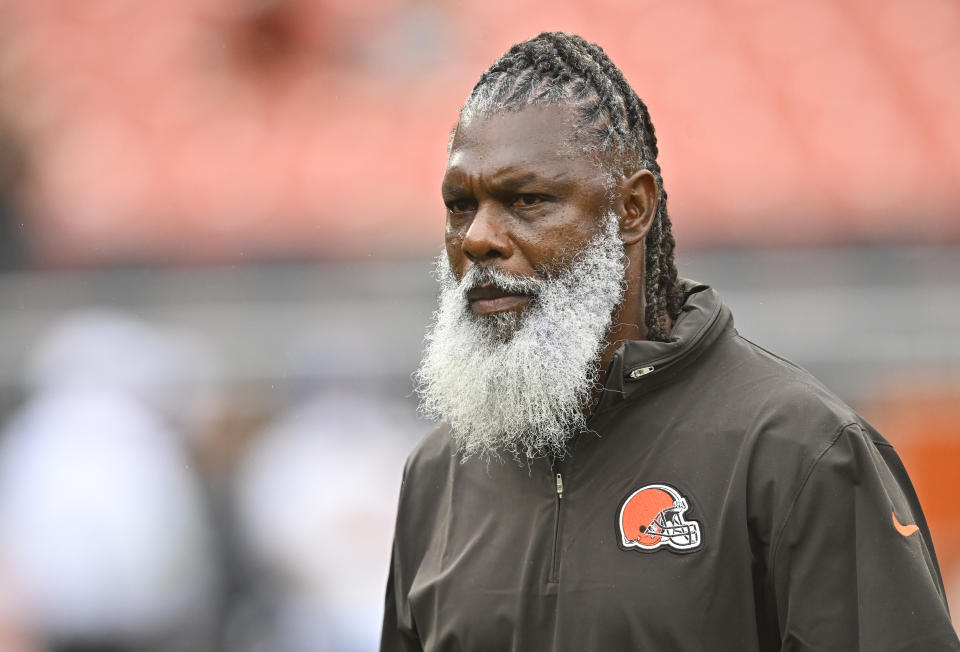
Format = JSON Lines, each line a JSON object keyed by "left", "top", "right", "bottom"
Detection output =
{"left": 892, "top": 511, "right": 919, "bottom": 537}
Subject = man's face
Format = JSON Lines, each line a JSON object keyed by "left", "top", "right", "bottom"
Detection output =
{"left": 441, "top": 103, "right": 615, "bottom": 316}
{"left": 417, "top": 103, "right": 628, "bottom": 461}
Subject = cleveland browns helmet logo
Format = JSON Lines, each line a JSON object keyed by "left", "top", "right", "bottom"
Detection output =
{"left": 618, "top": 484, "right": 702, "bottom": 552}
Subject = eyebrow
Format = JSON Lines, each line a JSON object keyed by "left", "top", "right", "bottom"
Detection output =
{"left": 496, "top": 172, "right": 543, "bottom": 190}
{"left": 441, "top": 170, "right": 570, "bottom": 196}
{"left": 440, "top": 182, "right": 465, "bottom": 197}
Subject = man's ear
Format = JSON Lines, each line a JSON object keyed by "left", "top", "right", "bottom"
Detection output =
{"left": 616, "top": 169, "right": 658, "bottom": 246}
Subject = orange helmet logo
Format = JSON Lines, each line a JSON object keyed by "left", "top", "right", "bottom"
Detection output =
{"left": 618, "top": 484, "right": 702, "bottom": 552}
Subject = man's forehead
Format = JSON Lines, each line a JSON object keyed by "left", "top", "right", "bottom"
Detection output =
{"left": 453, "top": 104, "right": 575, "bottom": 148}
{"left": 446, "top": 104, "right": 598, "bottom": 180}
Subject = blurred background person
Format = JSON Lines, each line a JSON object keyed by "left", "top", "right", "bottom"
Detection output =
{"left": 0, "top": 0, "right": 957, "bottom": 649}
{"left": 229, "top": 391, "right": 419, "bottom": 652}
{"left": 0, "top": 311, "right": 220, "bottom": 651}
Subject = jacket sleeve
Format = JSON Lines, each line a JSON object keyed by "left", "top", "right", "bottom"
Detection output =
{"left": 771, "top": 424, "right": 959, "bottom": 651}
{"left": 380, "top": 454, "right": 423, "bottom": 652}
{"left": 379, "top": 540, "right": 422, "bottom": 652}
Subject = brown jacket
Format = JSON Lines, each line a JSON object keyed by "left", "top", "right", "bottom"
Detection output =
{"left": 381, "top": 283, "right": 959, "bottom": 651}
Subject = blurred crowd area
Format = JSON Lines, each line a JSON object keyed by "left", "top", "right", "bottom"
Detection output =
{"left": 1, "top": 0, "right": 959, "bottom": 263}
{"left": 0, "top": 0, "right": 959, "bottom": 650}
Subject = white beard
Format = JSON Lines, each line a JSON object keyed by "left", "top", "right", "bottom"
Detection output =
{"left": 414, "top": 212, "right": 627, "bottom": 462}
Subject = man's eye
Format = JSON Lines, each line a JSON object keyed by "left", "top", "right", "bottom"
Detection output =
{"left": 514, "top": 194, "right": 543, "bottom": 207}
{"left": 446, "top": 199, "right": 476, "bottom": 213}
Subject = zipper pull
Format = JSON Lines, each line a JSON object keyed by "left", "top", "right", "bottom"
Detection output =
{"left": 628, "top": 365, "right": 655, "bottom": 380}
{"left": 555, "top": 473, "right": 564, "bottom": 499}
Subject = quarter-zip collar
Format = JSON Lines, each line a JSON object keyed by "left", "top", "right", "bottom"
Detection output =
{"left": 596, "top": 279, "right": 732, "bottom": 412}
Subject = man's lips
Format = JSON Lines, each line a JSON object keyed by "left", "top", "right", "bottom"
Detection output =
{"left": 466, "top": 285, "right": 532, "bottom": 315}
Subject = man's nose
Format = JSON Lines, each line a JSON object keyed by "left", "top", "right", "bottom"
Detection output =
{"left": 461, "top": 204, "right": 513, "bottom": 262}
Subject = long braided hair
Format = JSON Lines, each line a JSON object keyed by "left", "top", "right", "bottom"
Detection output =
{"left": 461, "top": 32, "right": 683, "bottom": 342}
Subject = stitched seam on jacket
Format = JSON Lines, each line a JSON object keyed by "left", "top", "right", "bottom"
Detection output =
{"left": 769, "top": 420, "right": 860, "bottom": 584}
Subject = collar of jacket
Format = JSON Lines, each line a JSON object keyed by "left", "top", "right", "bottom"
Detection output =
{"left": 594, "top": 279, "right": 732, "bottom": 413}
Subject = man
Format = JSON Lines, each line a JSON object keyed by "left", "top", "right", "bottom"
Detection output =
{"left": 380, "top": 32, "right": 960, "bottom": 651}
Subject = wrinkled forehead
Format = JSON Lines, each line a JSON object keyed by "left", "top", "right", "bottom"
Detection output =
{"left": 446, "top": 104, "right": 606, "bottom": 182}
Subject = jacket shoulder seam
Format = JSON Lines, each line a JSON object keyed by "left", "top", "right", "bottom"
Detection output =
{"left": 733, "top": 333, "right": 809, "bottom": 374}
{"left": 769, "top": 420, "right": 860, "bottom": 581}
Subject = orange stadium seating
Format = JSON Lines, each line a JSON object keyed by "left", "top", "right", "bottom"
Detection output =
{"left": 0, "top": 0, "right": 957, "bottom": 263}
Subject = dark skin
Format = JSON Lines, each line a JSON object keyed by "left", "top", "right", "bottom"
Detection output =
{"left": 441, "top": 103, "right": 663, "bottom": 392}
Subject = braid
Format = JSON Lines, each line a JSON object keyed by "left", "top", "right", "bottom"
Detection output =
{"left": 463, "top": 32, "right": 683, "bottom": 342}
